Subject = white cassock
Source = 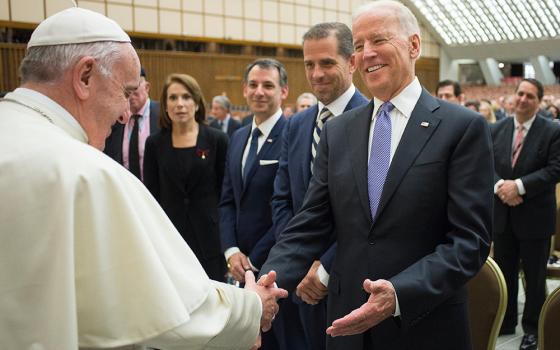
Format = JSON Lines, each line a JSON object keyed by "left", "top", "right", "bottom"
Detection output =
{"left": 0, "top": 88, "right": 261, "bottom": 350}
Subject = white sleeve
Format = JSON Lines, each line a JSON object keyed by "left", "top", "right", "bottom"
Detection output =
{"left": 142, "top": 282, "right": 262, "bottom": 350}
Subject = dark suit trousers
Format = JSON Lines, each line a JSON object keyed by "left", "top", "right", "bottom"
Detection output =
{"left": 494, "top": 219, "right": 550, "bottom": 334}
{"left": 298, "top": 298, "right": 327, "bottom": 350}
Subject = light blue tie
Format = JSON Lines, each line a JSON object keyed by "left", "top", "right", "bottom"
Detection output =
{"left": 368, "top": 101, "right": 394, "bottom": 221}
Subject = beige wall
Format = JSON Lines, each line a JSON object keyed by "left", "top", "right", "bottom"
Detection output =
{"left": 0, "top": 0, "right": 440, "bottom": 57}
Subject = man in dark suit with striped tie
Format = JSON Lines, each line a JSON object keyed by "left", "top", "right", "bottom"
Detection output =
{"left": 491, "top": 78, "right": 560, "bottom": 350}
{"left": 271, "top": 22, "right": 368, "bottom": 350}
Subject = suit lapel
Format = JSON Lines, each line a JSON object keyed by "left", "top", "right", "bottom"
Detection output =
{"left": 234, "top": 126, "right": 251, "bottom": 196}
{"left": 374, "top": 90, "right": 441, "bottom": 224}
{"left": 346, "top": 101, "right": 376, "bottom": 222}
{"left": 301, "top": 106, "right": 318, "bottom": 184}
{"left": 498, "top": 118, "right": 515, "bottom": 174}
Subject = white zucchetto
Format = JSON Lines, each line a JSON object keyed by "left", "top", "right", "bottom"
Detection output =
{"left": 28, "top": 7, "right": 130, "bottom": 48}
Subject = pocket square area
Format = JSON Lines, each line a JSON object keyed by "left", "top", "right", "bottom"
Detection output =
{"left": 259, "top": 159, "right": 279, "bottom": 165}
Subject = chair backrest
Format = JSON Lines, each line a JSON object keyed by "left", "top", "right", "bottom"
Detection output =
{"left": 538, "top": 286, "right": 560, "bottom": 350}
{"left": 467, "top": 257, "right": 507, "bottom": 350}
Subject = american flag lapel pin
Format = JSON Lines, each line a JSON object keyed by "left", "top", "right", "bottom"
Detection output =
{"left": 420, "top": 121, "right": 430, "bottom": 128}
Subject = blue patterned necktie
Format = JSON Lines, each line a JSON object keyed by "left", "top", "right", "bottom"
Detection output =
{"left": 311, "top": 107, "right": 332, "bottom": 173}
{"left": 368, "top": 101, "right": 394, "bottom": 221}
{"left": 243, "top": 127, "right": 261, "bottom": 185}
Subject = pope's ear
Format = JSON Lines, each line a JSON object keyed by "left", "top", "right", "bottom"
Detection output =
{"left": 72, "top": 56, "right": 96, "bottom": 100}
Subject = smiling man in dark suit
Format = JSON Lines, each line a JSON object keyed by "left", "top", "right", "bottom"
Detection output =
{"left": 271, "top": 22, "right": 368, "bottom": 350}
{"left": 491, "top": 78, "right": 560, "bottom": 350}
{"left": 260, "top": 1, "right": 494, "bottom": 349}
{"left": 219, "top": 58, "right": 306, "bottom": 350}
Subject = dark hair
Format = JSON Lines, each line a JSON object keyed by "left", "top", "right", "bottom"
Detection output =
{"left": 465, "top": 99, "right": 480, "bottom": 112}
{"left": 243, "top": 58, "right": 288, "bottom": 87}
{"left": 436, "top": 80, "right": 462, "bottom": 97}
{"left": 302, "top": 22, "right": 354, "bottom": 59}
{"left": 516, "top": 78, "right": 544, "bottom": 101}
{"left": 159, "top": 73, "right": 206, "bottom": 129}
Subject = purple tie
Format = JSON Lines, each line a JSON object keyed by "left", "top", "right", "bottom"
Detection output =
{"left": 368, "top": 101, "right": 394, "bottom": 221}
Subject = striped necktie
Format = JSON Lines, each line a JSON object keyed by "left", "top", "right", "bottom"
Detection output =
{"left": 311, "top": 107, "right": 332, "bottom": 173}
{"left": 511, "top": 124, "right": 525, "bottom": 167}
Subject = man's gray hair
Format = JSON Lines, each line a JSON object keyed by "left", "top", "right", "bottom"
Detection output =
{"left": 353, "top": 0, "right": 420, "bottom": 38}
{"left": 20, "top": 41, "right": 123, "bottom": 84}
{"left": 297, "top": 92, "right": 317, "bottom": 106}
{"left": 302, "top": 22, "right": 354, "bottom": 59}
{"left": 243, "top": 58, "right": 288, "bottom": 87}
{"left": 212, "top": 95, "right": 231, "bottom": 111}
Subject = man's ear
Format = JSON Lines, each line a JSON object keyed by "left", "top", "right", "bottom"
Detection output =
{"left": 72, "top": 56, "right": 96, "bottom": 100}
{"left": 349, "top": 53, "right": 357, "bottom": 74}
{"left": 409, "top": 34, "right": 421, "bottom": 59}
{"left": 144, "top": 80, "right": 151, "bottom": 94}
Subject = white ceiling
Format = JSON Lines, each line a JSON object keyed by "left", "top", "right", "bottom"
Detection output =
{"left": 401, "top": 0, "right": 560, "bottom": 61}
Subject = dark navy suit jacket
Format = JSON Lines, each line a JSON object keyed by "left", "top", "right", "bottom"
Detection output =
{"left": 272, "top": 90, "right": 368, "bottom": 272}
{"left": 219, "top": 116, "right": 287, "bottom": 268}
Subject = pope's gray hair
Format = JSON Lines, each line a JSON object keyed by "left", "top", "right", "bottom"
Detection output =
{"left": 353, "top": 0, "right": 420, "bottom": 38}
{"left": 19, "top": 41, "right": 123, "bottom": 84}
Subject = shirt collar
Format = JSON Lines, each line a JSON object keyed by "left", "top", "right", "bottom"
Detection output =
{"left": 13, "top": 88, "right": 88, "bottom": 142}
{"left": 372, "top": 77, "right": 422, "bottom": 119}
{"left": 252, "top": 108, "right": 283, "bottom": 139}
{"left": 137, "top": 98, "right": 150, "bottom": 118}
{"left": 514, "top": 113, "right": 537, "bottom": 131}
{"left": 318, "top": 84, "right": 356, "bottom": 116}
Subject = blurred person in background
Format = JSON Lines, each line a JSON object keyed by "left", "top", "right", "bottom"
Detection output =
{"left": 435, "top": 79, "right": 464, "bottom": 105}
{"left": 296, "top": 92, "right": 318, "bottom": 112}
{"left": 479, "top": 99, "right": 497, "bottom": 123}
{"left": 209, "top": 95, "right": 242, "bottom": 137}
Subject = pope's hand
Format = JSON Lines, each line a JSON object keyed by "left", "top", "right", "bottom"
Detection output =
{"left": 244, "top": 270, "right": 288, "bottom": 332}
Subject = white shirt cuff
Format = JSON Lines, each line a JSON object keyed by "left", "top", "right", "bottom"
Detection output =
{"left": 224, "top": 247, "right": 240, "bottom": 262}
{"left": 393, "top": 288, "right": 401, "bottom": 317}
{"left": 515, "top": 178, "right": 526, "bottom": 195}
{"left": 494, "top": 179, "right": 504, "bottom": 193}
{"left": 317, "top": 263, "right": 330, "bottom": 287}
{"left": 247, "top": 257, "right": 259, "bottom": 272}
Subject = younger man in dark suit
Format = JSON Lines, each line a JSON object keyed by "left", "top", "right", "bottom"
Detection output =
{"left": 209, "top": 95, "right": 241, "bottom": 137}
{"left": 220, "top": 58, "right": 306, "bottom": 350}
{"left": 272, "top": 22, "right": 368, "bottom": 350}
{"left": 104, "top": 67, "right": 159, "bottom": 180}
{"left": 491, "top": 78, "right": 560, "bottom": 350}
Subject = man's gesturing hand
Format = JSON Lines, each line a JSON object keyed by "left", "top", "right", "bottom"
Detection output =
{"left": 326, "top": 279, "right": 396, "bottom": 337}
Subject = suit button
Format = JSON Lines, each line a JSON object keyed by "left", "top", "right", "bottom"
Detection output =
{"left": 369, "top": 241, "right": 375, "bottom": 245}
{"left": 183, "top": 198, "right": 190, "bottom": 205}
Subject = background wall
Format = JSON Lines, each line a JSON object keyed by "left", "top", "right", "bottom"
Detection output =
{"left": 0, "top": 0, "right": 441, "bottom": 106}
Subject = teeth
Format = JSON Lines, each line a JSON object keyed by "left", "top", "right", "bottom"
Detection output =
{"left": 367, "top": 64, "right": 384, "bottom": 72}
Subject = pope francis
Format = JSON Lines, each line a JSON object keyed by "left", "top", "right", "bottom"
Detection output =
{"left": 0, "top": 7, "right": 287, "bottom": 350}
